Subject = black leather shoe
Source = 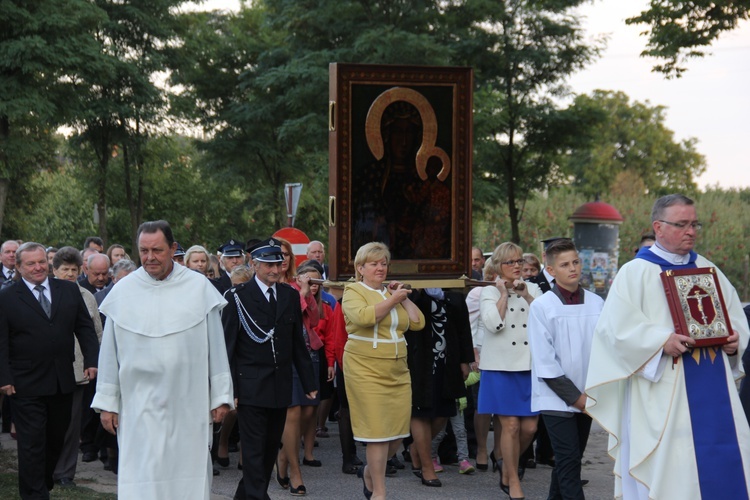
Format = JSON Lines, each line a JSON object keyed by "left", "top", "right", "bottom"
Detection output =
{"left": 302, "top": 458, "right": 322, "bottom": 467}
{"left": 82, "top": 451, "right": 98, "bottom": 463}
{"left": 421, "top": 477, "right": 442, "bottom": 487}
{"left": 290, "top": 484, "right": 307, "bottom": 496}
{"left": 351, "top": 455, "right": 364, "bottom": 466}
{"left": 501, "top": 481, "right": 510, "bottom": 494}
{"left": 385, "top": 463, "right": 398, "bottom": 476}
{"left": 56, "top": 477, "right": 76, "bottom": 487}
{"left": 388, "top": 455, "right": 405, "bottom": 469}
{"left": 217, "top": 455, "right": 230, "bottom": 467}
{"left": 581, "top": 479, "right": 590, "bottom": 487}
{"left": 213, "top": 469, "right": 220, "bottom": 476}
{"left": 411, "top": 466, "right": 422, "bottom": 478}
{"left": 342, "top": 463, "right": 360, "bottom": 474}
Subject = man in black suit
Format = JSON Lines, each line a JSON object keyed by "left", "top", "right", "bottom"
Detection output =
{"left": 306, "top": 240, "right": 329, "bottom": 280}
{"left": 0, "top": 240, "right": 19, "bottom": 284}
{"left": 222, "top": 237, "right": 317, "bottom": 500}
{"left": 213, "top": 239, "right": 245, "bottom": 294}
{"left": 78, "top": 253, "right": 111, "bottom": 296}
{"left": 0, "top": 242, "right": 99, "bottom": 499}
{"left": 528, "top": 237, "right": 569, "bottom": 293}
{"left": 470, "top": 246, "right": 485, "bottom": 280}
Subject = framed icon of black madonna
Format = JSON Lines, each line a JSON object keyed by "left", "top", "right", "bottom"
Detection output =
{"left": 328, "top": 63, "right": 474, "bottom": 281}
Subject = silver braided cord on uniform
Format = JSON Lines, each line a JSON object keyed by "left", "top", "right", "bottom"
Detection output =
{"left": 232, "top": 290, "right": 277, "bottom": 363}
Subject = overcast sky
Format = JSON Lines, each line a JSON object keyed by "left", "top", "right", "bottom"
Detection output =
{"left": 193, "top": 0, "right": 750, "bottom": 190}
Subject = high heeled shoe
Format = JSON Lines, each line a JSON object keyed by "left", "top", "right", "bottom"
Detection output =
{"left": 490, "top": 450, "right": 498, "bottom": 473}
{"left": 275, "top": 471, "right": 289, "bottom": 489}
{"left": 500, "top": 481, "right": 510, "bottom": 494}
{"left": 421, "top": 477, "right": 442, "bottom": 487}
{"left": 289, "top": 484, "right": 307, "bottom": 496}
{"left": 216, "top": 455, "right": 230, "bottom": 467}
{"left": 275, "top": 459, "right": 289, "bottom": 489}
{"left": 357, "top": 465, "right": 372, "bottom": 499}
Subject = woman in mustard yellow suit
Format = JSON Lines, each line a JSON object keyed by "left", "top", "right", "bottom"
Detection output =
{"left": 342, "top": 242, "right": 425, "bottom": 500}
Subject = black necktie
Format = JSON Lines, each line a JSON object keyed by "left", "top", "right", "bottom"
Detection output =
{"left": 34, "top": 284, "right": 52, "bottom": 318}
{"left": 268, "top": 287, "right": 277, "bottom": 319}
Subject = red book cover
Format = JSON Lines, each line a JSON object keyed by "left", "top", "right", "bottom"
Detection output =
{"left": 660, "top": 267, "right": 732, "bottom": 348}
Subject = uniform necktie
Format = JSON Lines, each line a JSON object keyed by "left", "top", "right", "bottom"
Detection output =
{"left": 268, "top": 287, "right": 277, "bottom": 319}
{"left": 34, "top": 284, "right": 51, "bottom": 318}
{"left": 6, "top": 269, "right": 13, "bottom": 280}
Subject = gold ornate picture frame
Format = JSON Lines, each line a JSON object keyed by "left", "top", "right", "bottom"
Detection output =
{"left": 328, "top": 63, "right": 473, "bottom": 281}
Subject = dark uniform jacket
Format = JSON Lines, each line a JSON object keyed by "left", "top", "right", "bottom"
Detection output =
{"left": 528, "top": 271, "right": 552, "bottom": 293}
{"left": 0, "top": 279, "right": 99, "bottom": 397}
{"left": 222, "top": 278, "right": 316, "bottom": 408}
{"left": 406, "top": 290, "right": 475, "bottom": 408}
{"left": 212, "top": 271, "right": 232, "bottom": 295}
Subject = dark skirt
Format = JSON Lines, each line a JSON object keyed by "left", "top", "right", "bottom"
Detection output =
{"left": 291, "top": 360, "right": 321, "bottom": 407}
{"left": 412, "top": 357, "right": 457, "bottom": 419}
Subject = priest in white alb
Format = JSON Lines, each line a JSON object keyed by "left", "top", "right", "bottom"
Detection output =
{"left": 92, "top": 220, "right": 233, "bottom": 500}
{"left": 585, "top": 194, "right": 750, "bottom": 499}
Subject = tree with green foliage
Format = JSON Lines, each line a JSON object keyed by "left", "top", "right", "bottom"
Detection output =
{"left": 69, "top": 0, "right": 186, "bottom": 246}
{"left": 0, "top": 0, "right": 106, "bottom": 237}
{"left": 627, "top": 1, "right": 750, "bottom": 77}
{"left": 21, "top": 134, "right": 247, "bottom": 257}
{"left": 445, "top": 0, "right": 603, "bottom": 243}
{"left": 563, "top": 90, "right": 706, "bottom": 198}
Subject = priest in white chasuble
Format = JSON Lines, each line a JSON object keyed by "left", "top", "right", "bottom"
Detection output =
{"left": 92, "top": 220, "right": 233, "bottom": 500}
{"left": 585, "top": 194, "right": 750, "bottom": 500}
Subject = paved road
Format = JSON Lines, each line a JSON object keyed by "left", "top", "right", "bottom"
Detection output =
{"left": 2, "top": 420, "right": 616, "bottom": 499}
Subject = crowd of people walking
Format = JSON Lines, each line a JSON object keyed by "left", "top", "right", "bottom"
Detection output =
{"left": 1, "top": 193, "right": 749, "bottom": 500}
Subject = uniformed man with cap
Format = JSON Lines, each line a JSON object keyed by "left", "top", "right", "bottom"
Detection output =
{"left": 213, "top": 239, "right": 245, "bottom": 294}
{"left": 173, "top": 242, "right": 186, "bottom": 266}
{"left": 222, "top": 237, "right": 318, "bottom": 500}
{"left": 528, "top": 237, "right": 569, "bottom": 293}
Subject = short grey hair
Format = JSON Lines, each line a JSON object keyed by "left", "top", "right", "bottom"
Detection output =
{"left": 16, "top": 242, "right": 46, "bottom": 264}
{"left": 112, "top": 259, "right": 137, "bottom": 278}
{"left": 88, "top": 252, "right": 110, "bottom": 268}
{"left": 1, "top": 240, "right": 19, "bottom": 253}
{"left": 651, "top": 194, "right": 694, "bottom": 222}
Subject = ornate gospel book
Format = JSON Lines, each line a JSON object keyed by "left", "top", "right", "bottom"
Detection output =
{"left": 660, "top": 267, "right": 732, "bottom": 347}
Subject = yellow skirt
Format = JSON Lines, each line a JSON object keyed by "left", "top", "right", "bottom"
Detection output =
{"left": 343, "top": 351, "right": 411, "bottom": 442}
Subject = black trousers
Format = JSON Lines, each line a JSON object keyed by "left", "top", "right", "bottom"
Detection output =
{"left": 12, "top": 392, "right": 73, "bottom": 500}
{"left": 234, "top": 404, "right": 287, "bottom": 500}
{"left": 543, "top": 412, "right": 592, "bottom": 500}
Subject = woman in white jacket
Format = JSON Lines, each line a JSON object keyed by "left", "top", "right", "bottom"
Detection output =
{"left": 478, "top": 242, "right": 542, "bottom": 500}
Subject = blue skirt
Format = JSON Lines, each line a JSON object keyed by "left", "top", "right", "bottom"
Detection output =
{"left": 477, "top": 370, "right": 538, "bottom": 417}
